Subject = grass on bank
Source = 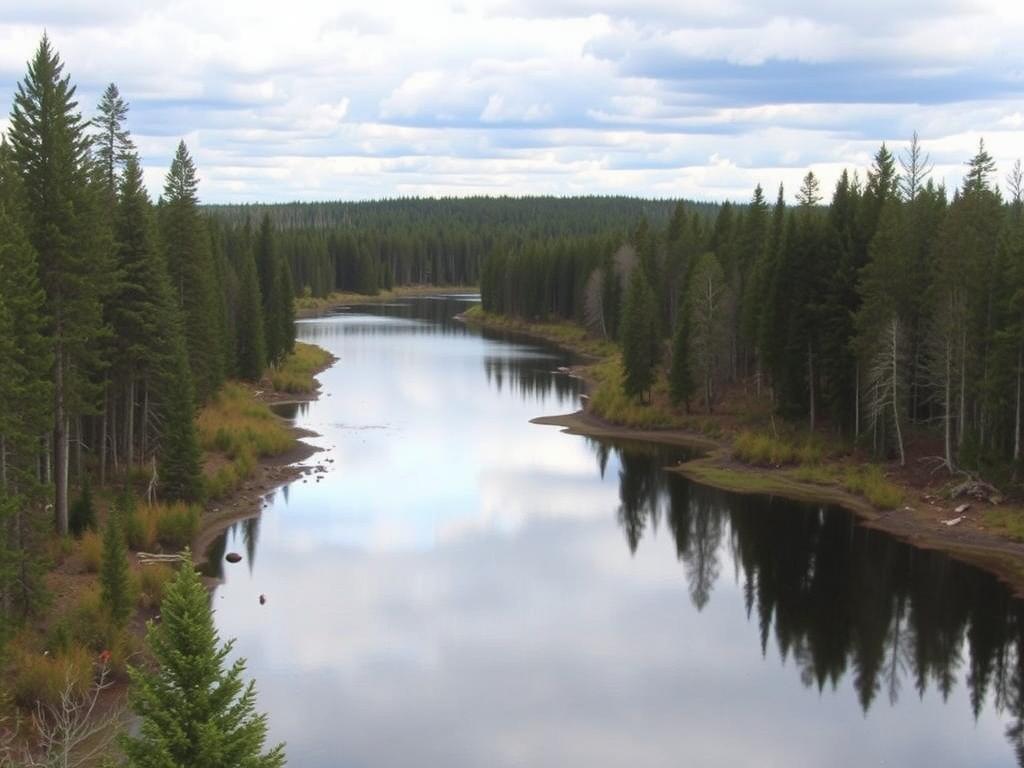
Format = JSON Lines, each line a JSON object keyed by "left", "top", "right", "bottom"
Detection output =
{"left": 269, "top": 342, "right": 332, "bottom": 394}
{"left": 982, "top": 507, "right": 1024, "bottom": 541}
{"left": 734, "top": 430, "right": 826, "bottom": 467}
{"left": 198, "top": 383, "right": 292, "bottom": 500}
{"left": 462, "top": 306, "right": 618, "bottom": 359}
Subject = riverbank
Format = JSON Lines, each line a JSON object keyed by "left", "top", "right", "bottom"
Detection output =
{"left": 192, "top": 342, "right": 337, "bottom": 569}
{"left": 459, "top": 306, "right": 1024, "bottom": 596}
{"left": 0, "top": 341, "right": 336, "bottom": 761}
{"left": 296, "top": 284, "right": 478, "bottom": 318}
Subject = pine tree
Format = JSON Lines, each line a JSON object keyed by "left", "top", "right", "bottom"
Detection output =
{"left": 8, "top": 35, "right": 109, "bottom": 534}
{"left": 158, "top": 337, "right": 203, "bottom": 503}
{"left": 236, "top": 246, "right": 267, "bottom": 382}
{"left": 122, "top": 550, "right": 286, "bottom": 768}
{"left": 255, "top": 214, "right": 283, "bottom": 365}
{"left": 91, "top": 82, "right": 134, "bottom": 200}
{"left": 276, "top": 254, "right": 296, "bottom": 359}
{"left": 619, "top": 268, "right": 658, "bottom": 400}
{"left": 100, "top": 506, "right": 131, "bottom": 628}
{"left": 688, "top": 253, "right": 728, "bottom": 414}
{"left": 856, "top": 202, "right": 913, "bottom": 463}
{"left": 669, "top": 299, "right": 696, "bottom": 411}
{"left": 162, "top": 141, "right": 224, "bottom": 402}
{"left": 69, "top": 475, "right": 96, "bottom": 537}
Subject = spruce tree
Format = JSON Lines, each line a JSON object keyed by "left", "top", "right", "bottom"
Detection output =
{"left": 620, "top": 268, "right": 658, "bottom": 400}
{"left": 122, "top": 550, "right": 286, "bottom": 768}
{"left": 669, "top": 299, "right": 696, "bottom": 411}
{"left": 256, "top": 214, "right": 283, "bottom": 365}
{"left": 8, "top": 35, "right": 108, "bottom": 534}
{"left": 236, "top": 247, "right": 267, "bottom": 381}
{"left": 100, "top": 506, "right": 132, "bottom": 628}
{"left": 158, "top": 337, "right": 203, "bottom": 503}
{"left": 162, "top": 141, "right": 224, "bottom": 402}
{"left": 91, "top": 82, "right": 134, "bottom": 200}
{"left": 276, "top": 254, "right": 296, "bottom": 359}
{"left": 69, "top": 475, "right": 96, "bottom": 537}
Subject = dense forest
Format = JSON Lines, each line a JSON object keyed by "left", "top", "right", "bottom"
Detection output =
{"left": 0, "top": 36, "right": 293, "bottom": 762}
{"left": 480, "top": 138, "right": 1024, "bottom": 477}
{"left": 206, "top": 197, "right": 720, "bottom": 297}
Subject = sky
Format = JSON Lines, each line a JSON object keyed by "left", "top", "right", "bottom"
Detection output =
{"left": 0, "top": 0, "right": 1022, "bottom": 204}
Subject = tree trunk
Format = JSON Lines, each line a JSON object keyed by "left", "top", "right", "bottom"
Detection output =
{"left": 891, "top": 318, "right": 905, "bottom": 466}
{"left": 808, "top": 342, "right": 816, "bottom": 433}
{"left": 944, "top": 336, "right": 954, "bottom": 472}
{"left": 100, "top": 386, "right": 108, "bottom": 486}
{"left": 127, "top": 377, "right": 136, "bottom": 470}
{"left": 110, "top": 391, "right": 119, "bottom": 477}
{"left": 854, "top": 361, "right": 860, "bottom": 441}
{"left": 958, "top": 328, "right": 967, "bottom": 450}
{"left": 1015, "top": 346, "right": 1022, "bottom": 463}
{"left": 74, "top": 416, "right": 83, "bottom": 481}
{"left": 54, "top": 349, "right": 69, "bottom": 536}
{"left": 141, "top": 381, "right": 150, "bottom": 463}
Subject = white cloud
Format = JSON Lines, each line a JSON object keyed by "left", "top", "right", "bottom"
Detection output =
{"left": 2, "top": 0, "right": 1022, "bottom": 201}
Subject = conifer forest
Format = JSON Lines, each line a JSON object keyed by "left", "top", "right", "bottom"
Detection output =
{"left": 4, "top": 10, "right": 1024, "bottom": 767}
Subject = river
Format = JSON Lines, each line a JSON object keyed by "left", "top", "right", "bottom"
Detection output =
{"left": 208, "top": 295, "right": 1024, "bottom": 767}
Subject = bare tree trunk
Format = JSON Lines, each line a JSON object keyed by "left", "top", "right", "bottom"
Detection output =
{"left": 127, "top": 377, "right": 136, "bottom": 471}
{"left": 891, "top": 318, "right": 905, "bottom": 466}
{"left": 141, "top": 381, "right": 150, "bottom": 463}
{"left": 1014, "top": 345, "right": 1022, "bottom": 465}
{"left": 110, "top": 392, "right": 119, "bottom": 478}
{"left": 54, "top": 350, "right": 68, "bottom": 536}
{"left": 958, "top": 328, "right": 967, "bottom": 450}
{"left": 944, "top": 336, "right": 954, "bottom": 471}
{"left": 100, "top": 386, "right": 108, "bottom": 486}
{"left": 74, "top": 416, "right": 83, "bottom": 481}
{"left": 808, "top": 341, "right": 816, "bottom": 433}
{"left": 854, "top": 361, "right": 860, "bottom": 441}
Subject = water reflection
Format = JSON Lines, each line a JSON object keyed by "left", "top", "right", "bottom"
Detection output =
{"left": 269, "top": 401, "right": 310, "bottom": 420}
{"left": 596, "top": 438, "right": 1024, "bottom": 755}
{"left": 208, "top": 297, "right": 1024, "bottom": 768}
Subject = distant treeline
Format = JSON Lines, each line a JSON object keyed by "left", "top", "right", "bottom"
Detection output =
{"left": 206, "top": 197, "right": 721, "bottom": 297}
{"left": 0, "top": 37, "right": 294, "bottom": 630}
{"left": 481, "top": 138, "right": 1024, "bottom": 476}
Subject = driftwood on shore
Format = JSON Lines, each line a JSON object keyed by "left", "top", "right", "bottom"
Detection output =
{"left": 137, "top": 552, "right": 187, "bottom": 565}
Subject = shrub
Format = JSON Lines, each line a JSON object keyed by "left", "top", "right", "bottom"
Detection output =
{"left": 124, "top": 506, "right": 157, "bottom": 552}
{"left": 11, "top": 644, "right": 93, "bottom": 710}
{"left": 79, "top": 530, "right": 103, "bottom": 573}
{"left": 153, "top": 502, "right": 200, "bottom": 550}
{"left": 138, "top": 563, "right": 176, "bottom": 610}
{"left": 843, "top": 465, "right": 903, "bottom": 510}
{"left": 269, "top": 342, "right": 333, "bottom": 394}
{"left": 69, "top": 476, "right": 96, "bottom": 537}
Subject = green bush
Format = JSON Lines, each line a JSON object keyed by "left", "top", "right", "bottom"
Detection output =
{"left": 139, "top": 563, "right": 176, "bottom": 610}
{"left": 69, "top": 476, "right": 96, "bottom": 537}
{"left": 11, "top": 644, "right": 93, "bottom": 709}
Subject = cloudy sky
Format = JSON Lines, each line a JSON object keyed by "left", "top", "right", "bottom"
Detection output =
{"left": 1, "top": 0, "right": 1022, "bottom": 203}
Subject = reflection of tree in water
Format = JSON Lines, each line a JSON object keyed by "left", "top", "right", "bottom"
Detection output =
{"left": 593, "top": 437, "right": 1024, "bottom": 763}
{"left": 243, "top": 513, "right": 261, "bottom": 573}
{"left": 482, "top": 355, "right": 579, "bottom": 404}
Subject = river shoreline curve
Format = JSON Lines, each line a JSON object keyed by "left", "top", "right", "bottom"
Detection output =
{"left": 460, "top": 308, "right": 1024, "bottom": 597}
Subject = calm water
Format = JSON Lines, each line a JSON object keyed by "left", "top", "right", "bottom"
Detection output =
{"left": 209, "top": 296, "right": 1024, "bottom": 767}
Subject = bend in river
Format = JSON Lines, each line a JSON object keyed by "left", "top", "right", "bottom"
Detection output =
{"left": 209, "top": 295, "right": 1024, "bottom": 768}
